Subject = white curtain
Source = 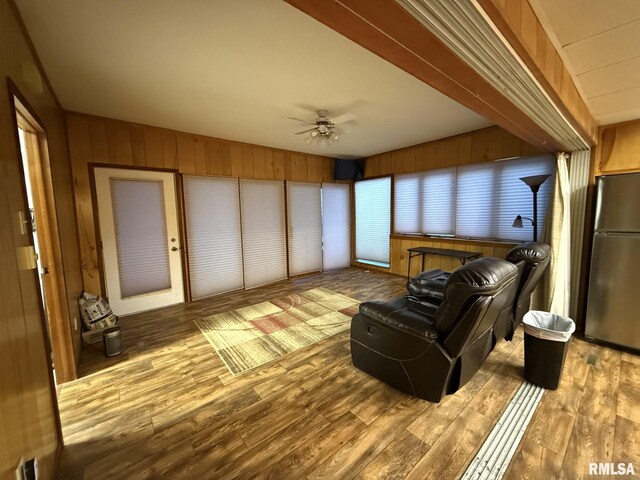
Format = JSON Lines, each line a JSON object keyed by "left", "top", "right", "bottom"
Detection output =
{"left": 568, "top": 149, "right": 591, "bottom": 320}
{"left": 533, "top": 152, "right": 572, "bottom": 316}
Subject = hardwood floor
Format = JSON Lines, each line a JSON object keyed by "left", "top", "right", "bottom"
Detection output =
{"left": 56, "top": 268, "right": 640, "bottom": 479}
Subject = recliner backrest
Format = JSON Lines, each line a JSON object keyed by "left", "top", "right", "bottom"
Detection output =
{"left": 434, "top": 257, "right": 519, "bottom": 357}
{"left": 505, "top": 242, "right": 551, "bottom": 330}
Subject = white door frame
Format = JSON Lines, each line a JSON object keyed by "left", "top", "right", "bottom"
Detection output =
{"left": 94, "top": 167, "right": 184, "bottom": 316}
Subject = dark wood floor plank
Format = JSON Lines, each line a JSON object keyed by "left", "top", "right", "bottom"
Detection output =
{"left": 353, "top": 430, "right": 430, "bottom": 480}
{"left": 404, "top": 406, "right": 493, "bottom": 480}
{"left": 256, "top": 412, "right": 367, "bottom": 480}
{"left": 307, "top": 396, "right": 428, "bottom": 480}
{"left": 503, "top": 441, "right": 563, "bottom": 480}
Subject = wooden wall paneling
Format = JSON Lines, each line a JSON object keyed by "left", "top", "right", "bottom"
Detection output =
{"left": 0, "top": 0, "right": 86, "bottom": 473}
{"left": 405, "top": 148, "right": 416, "bottom": 173}
{"left": 161, "top": 132, "right": 178, "bottom": 170}
{"left": 68, "top": 115, "right": 101, "bottom": 296}
{"left": 436, "top": 140, "right": 449, "bottom": 167}
{"left": 104, "top": 120, "right": 118, "bottom": 164}
{"left": 252, "top": 148, "right": 266, "bottom": 179}
{"left": 114, "top": 123, "right": 133, "bottom": 165}
{"left": 273, "top": 151, "right": 285, "bottom": 180}
{"left": 291, "top": 153, "right": 305, "bottom": 181}
{"left": 88, "top": 118, "right": 109, "bottom": 165}
{"left": 142, "top": 128, "right": 164, "bottom": 169}
{"left": 241, "top": 146, "right": 253, "bottom": 178}
{"left": 64, "top": 112, "right": 336, "bottom": 297}
{"left": 130, "top": 126, "right": 147, "bottom": 167}
{"left": 596, "top": 120, "right": 640, "bottom": 175}
{"left": 307, "top": 153, "right": 319, "bottom": 181}
{"left": 209, "top": 139, "right": 222, "bottom": 176}
{"left": 263, "top": 150, "right": 274, "bottom": 180}
{"left": 229, "top": 143, "right": 242, "bottom": 177}
{"left": 193, "top": 138, "right": 206, "bottom": 175}
{"left": 220, "top": 141, "right": 232, "bottom": 177}
{"left": 366, "top": 126, "right": 544, "bottom": 177}
{"left": 176, "top": 135, "right": 195, "bottom": 175}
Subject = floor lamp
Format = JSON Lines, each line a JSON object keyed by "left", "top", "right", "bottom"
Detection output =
{"left": 512, "top": 174, "right": 551, "bottom": 241}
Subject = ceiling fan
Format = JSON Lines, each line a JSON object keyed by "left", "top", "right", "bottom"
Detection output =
{"left": 287, "top": 109, "right": 357, "bottom": 144}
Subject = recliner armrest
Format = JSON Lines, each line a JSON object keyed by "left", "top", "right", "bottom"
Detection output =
{"left": 359, "top": 300, "right": 438, "bottom": 341}
{"left": 405, "top": 295, "right": 440, "bottom": 317}
{"left": 407, "top": 269, "right": 449, "bottom": 300}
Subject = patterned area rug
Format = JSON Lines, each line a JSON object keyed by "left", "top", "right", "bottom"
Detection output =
{"left": 194, "top": 288, "right": 360, "bottom": 375}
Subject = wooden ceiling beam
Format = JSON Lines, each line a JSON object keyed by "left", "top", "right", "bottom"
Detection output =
{"left": 285, "top": 0, "right": 570, "bottom": 152}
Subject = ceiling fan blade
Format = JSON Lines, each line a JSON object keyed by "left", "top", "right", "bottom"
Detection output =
{"left": 331, "top": 112, "right": 357, "bottom": 124}
{"left": 295, "top": 128, "right": 317, "bottom": 135}
{"left": 287, "top": 115, "right": 315, "bottom": 125}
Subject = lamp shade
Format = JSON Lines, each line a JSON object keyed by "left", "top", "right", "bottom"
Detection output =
{"left": 520, "top": 174, "right": 551, "bottom": 191}
{"left": 512, "top": 215, "right": 523, "bottom": 228}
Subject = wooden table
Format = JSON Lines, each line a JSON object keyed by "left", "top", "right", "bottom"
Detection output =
{"left": 407, "top": 246, "right": 482, "bottom": 280}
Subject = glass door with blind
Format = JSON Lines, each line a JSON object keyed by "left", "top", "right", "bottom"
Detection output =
{"left": 94, "top": 167, "right": 184, "bottom": 316}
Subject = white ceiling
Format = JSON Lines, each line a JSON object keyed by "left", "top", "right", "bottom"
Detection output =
{"left": 15, "top": 0, "right": 491, "bottom": 159}
{"left": 531, "top": 0, "right": 640, "bottom": 126}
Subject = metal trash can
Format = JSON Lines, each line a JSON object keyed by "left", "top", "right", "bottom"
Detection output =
{"left": 103, "top": 326, "right": 123, "bottom": 357}
{"left": 523, "top": 311, "right": 575, "bottom": 390}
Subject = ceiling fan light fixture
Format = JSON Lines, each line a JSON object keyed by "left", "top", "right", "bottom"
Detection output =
{"left": 289, "top": 109, "right": 355, "bottom": 147}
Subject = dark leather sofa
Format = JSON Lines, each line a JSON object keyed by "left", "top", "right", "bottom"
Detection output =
{"left": 405, "top": 241, "right": 551, "bottom": 341}
{"left": 351, "top": 257, "right": 519, "bottom": 403}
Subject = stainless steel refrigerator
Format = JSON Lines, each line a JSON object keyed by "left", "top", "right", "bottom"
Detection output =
{"left": 585, "top": 173, "right": 640, "bottom": 350}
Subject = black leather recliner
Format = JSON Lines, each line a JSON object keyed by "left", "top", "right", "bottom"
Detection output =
{"left": 405, "top": 242, "right": 551, "bottom": 341}
{"left": 350, "top": 257, "right": 519, "bottom": 403}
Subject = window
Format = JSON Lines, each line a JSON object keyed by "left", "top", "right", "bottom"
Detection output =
{"left": 183, "top": 176, "right": 244, "bottom": 299}
{"left": 355, "top": 177, "right": 391, "bottom": 267}
{"left": 321, "top": 183, "right": 351, "bottom": 270}
{"left": 394, "top": 173, "right": 421, "bottom": 234}
{"left": 393, "top": 155, "right": 554, "bottom": 241}
{"left": 395, "top": 167, "right": 456, "bottom": 236}
{"left": 287, "top": 182, "right": 323, "bottom": 276}
{"left": 240, "top": 179, "right": 288, "bottom": 288}
{"left": 457, "top": 156, "right": 554, "bottom": 240}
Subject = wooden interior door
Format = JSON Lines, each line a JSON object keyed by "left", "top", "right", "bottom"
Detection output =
{"left": 94, "top": 167, "right": 184, "bottom": 316}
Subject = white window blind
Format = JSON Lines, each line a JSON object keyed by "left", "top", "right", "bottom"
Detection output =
{"left": 287, "top": 182, "right": 323, "bottom": 276}
{"left": 456, "top": 163, "right": 496, "bottom": 239}
{"left": 394, "top": 168, "right": 456, "bottom": 236}
{"left": 111, "top": 179, "right": 171, "bottom": 297}
{"left": 456, "top": 155, "right": 554, "bottom": 240}
{"left": 183, "top": 176, "right": 244, "bottom": 299}
{"left": 355, "top": 177, "right": 391, "bottom": 267}
{"left": 422, "top": 168, "right": 456, "bottom": 235}
{"left": 394, "top": 173, "right": 421, "bottom": 234}
{"left": 495, "top": 156, "right": 555, "bottom": 241}
{"left": 240, "top": 179, "right": 287, "bottom": 288}
{"left": 321, "top": 183, "right": 351, "bottom": 270}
